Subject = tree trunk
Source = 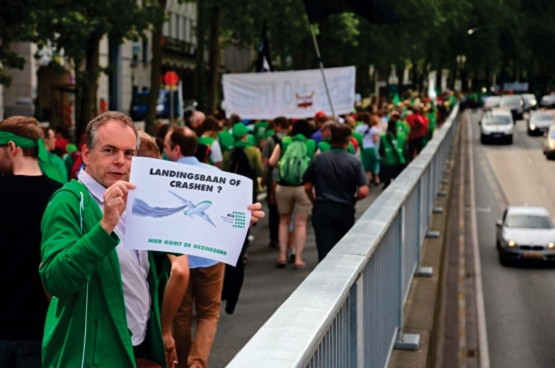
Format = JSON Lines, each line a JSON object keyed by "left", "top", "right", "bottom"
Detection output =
{"left": 78, "top": 33, "right": 102, "bottom": 141}
{"left": 195, "top": 0, "right": 207, "bottom": 113}
{"left": 145, "top": 0, "right": 167, "bottom": 134}
{"left": 207, "top": 5, "right": 221, "bottom": 115}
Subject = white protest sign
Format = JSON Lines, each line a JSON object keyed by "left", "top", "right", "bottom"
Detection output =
{"left": 222, "top": 66, "right": 356, "bottom": 119}
{"left": 124, "top": 157, "right": 252, "bottom": 266}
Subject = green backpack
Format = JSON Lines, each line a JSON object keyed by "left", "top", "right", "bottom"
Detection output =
{"left": 279, "top": 139, "right": 311, "bottom": 185}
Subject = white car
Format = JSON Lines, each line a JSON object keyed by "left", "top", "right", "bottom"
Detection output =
{"left": 528, "top": 111, "right": 555, "bottom": 136}
{"left": 484, "top": 96, "right": 501, "bottom": 110}
{"left": 496, "top": 206, "right": 555, "bottom": 265}
{"left": 480, "top": 109, "right": 514, "bottom": 144}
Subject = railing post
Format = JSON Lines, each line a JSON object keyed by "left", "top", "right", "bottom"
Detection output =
{"left": 395, "top": 206, "right": 420, "bottom": 350}
{"left": 349, "top": 276, "right": 363, "bottom": 368}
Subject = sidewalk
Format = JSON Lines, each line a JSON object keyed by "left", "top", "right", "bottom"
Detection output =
{"left": 208, "top": 187, "right": 381, "bottom": 367}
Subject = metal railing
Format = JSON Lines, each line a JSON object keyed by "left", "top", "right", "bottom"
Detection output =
{"left": 228, "top": 105, "right": 459, "bottom": 368}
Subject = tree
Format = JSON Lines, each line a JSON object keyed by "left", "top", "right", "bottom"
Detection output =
{"left": 0, "top": 0, "right": 45, "bottom": 87}
{"left": 38, "top": 0, "right": 151, "bottom": 137}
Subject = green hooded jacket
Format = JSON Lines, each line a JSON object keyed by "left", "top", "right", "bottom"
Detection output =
{"left": 39, "top": 180, "right": 166, "bottom": 368}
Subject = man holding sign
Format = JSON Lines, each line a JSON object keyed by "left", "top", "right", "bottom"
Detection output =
{"left": 39, "top": 112, "right": 263, "bottom": 368}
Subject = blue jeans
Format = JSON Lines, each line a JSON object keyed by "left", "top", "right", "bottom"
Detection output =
{"left": 0, "top": 340, "right": 42, "bottom": 368}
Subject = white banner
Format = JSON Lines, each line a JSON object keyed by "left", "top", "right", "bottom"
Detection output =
{"left": 222, "top": 66, "right": 356, "bottom": 119}
{"left": 124, "top": 157, "right": 252, "bottom": 266}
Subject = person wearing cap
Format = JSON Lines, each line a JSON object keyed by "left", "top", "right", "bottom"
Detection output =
{"left": 0, "top": 116, "right": 63, "bottom": 367}
{"left": 221, "top": 123, "right": 264, "bottom": 201}
{"left": 310, "top": 111, "right": 328, "bottom": 145}
{"left": 43, "top": 127, "right": 68, "bottom": 183}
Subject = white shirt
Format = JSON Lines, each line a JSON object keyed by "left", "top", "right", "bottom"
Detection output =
{"left": 210, "top": 139, "right": 223, "bottom": 164}
{"left": 356, "top": 125, "right": 381, "bottom": 149}
{"left": 78, "top": 170, "right": 151, "bottom": 346}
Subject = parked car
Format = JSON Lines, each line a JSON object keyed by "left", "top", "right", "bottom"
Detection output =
{"left": 542, "top": 125, "right": 555, "bottom": 159}
{"left": 131, "top": 89, "right": 179, "bottom": 121}
{"left": 496, "top": 206, "right": 555, "bottom": 265}
{"left": 499, "top": 95, "right": 524, "bottom": 120}
{"left": 527, "top": 111, "right": 555, "bottom": 136}
{"left": 480, "top": 109, "right": 514, "bottom": 144}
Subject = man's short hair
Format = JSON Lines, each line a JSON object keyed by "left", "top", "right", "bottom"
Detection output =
{"left": 85, "top": 111, "right": 139, "bottom": 150}
{"left": 272, "top": 116, "right": 290, "bottom": 130}
{"left": 0, "top": 116, "right": 43, "bottom": 158}
{"left": 322, "top": 120, "right": 335, "bottom": 131}
{"left": 137, "top": 131, "right": 160, "bottom": 158}
{"left": 169, "top": 127, "right": 198, "bottom": 157}
{"left": 358, "top": 112, "right": 371, "bottom": 124}
{"left": 330, "top": 123, "right": 352, "bottom": 146}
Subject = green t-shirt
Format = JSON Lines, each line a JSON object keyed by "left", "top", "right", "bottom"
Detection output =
{"left": 218, "top": 131, "right": 234, "bottom": 153}
{"left": 254, "top": 121, "right": 269, "bottom": 146}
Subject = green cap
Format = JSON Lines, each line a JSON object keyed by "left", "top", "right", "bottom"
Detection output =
{"left": 66, "top": 143, "right": 78, "bottom": 154}
{"left": 232, "top": 123, "right": 250, "bottom": 140}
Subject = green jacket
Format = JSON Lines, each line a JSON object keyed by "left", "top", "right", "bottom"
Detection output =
{"left": 40, "top": 180, "right": 166, "bottom": 368}
{"left": 380, "top": 132, "right": 406, "bottom": 166}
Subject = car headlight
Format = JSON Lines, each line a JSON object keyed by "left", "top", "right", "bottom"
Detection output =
{"left": 507, "top": 240, "right": 517, "bottom": 248}
{"left": 532, "top": 100, "right": 537, "bottom": 106}
{"left": 531, "top": 124, "right": 536, "bottom": 130}
{"left": 550, "top": 142, "right": 555, "bottom": 149}
{"left": 548, "top": 242, "right": 555, "bottom": 249}
{"left": 156, "top": 105, "right": 164, "bottom": 113}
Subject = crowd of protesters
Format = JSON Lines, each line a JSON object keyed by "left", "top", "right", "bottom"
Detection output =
{"left": 0, "top": 91, "right": 457, "bottom": 368}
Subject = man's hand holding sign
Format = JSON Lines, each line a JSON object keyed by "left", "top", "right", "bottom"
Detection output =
{"left": 123, "top": 157, "right": 262, "bottom": 266}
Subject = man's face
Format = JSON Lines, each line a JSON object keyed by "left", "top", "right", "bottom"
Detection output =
{"left": 82, "top": 120, "right": 137, "bottom": 187}
{"left": 163, "top": 130, "right": 180, "bottom": 162}
{"left": 44, "top": 129, "right": 56, "bottom": 152}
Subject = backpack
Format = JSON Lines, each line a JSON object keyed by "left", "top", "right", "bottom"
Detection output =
{"left": 279, "top": 140, "right": 311, "bottom": 185}
{"left": 229, "top": 147, "right": 256, "bottom": 181}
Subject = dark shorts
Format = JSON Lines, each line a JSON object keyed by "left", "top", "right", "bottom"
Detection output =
{"left": 409, "top": 137, "right": 424, "bottom": 154}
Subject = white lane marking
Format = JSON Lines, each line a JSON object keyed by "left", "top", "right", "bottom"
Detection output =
{"left": 476, "top": 207, "right": 491, "bottom": 213}
{"left": 467, "top": 113, "right": 491, "bottom": 368}
{"left": 458, "top": 129, "right": 467, "bottom": 367}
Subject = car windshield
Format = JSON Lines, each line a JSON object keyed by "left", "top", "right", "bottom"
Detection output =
{"left": 484, "top": 115, "right": 511, "bottom": 125}
{"left": 532, "top": 114, "right": 554, "bottom": 122}
{"left": 506, "top": 215, "right": 554, "bottom": 229}
{"left": 500, "top": 97, "right": 520, "bottom": 106}
{"left": 551, "top": 130, "right": 555, "bottom": 138}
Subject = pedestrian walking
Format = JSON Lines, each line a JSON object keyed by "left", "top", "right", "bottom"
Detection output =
{"left": 0, "top": 117, "right": 63, "bottom": 368}
{"left": 379, "top": 114, "right": 407, "bottom": 189}
{"left": 164, "top": 126, "right": 225, "bottom": 368}
{"left": 269, "top": 120, "right": 315, "bottom": 269}
{"left": 303, "top": 123, "right": 369, "bottom": 261}
{"left": 221, "top": 123, "right": 264, "bottom": 314}
{"left": 261, "top": 116, "right": 290, "bottom": 248}
{"left": 197, "top": 117, "right": 223, "bottom": 168}
{"left": 355, "top": 113, "right": 381, "bottom": 185}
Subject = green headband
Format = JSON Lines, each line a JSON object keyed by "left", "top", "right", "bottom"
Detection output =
{"left": 0, "top": 131, "right": 62, "bottom": 182}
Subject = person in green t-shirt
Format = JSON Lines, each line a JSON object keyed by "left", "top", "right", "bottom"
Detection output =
{"left": 42, "top": 127, "right": 68, "bottom": 183}
{"left": 197, "top": 116, "right": 223, "bottom": 167}
{"left": 254, "top": 120, "right": 269, "bottom": 148}
{"left": 379, "top": 114, "right": 407, "bottom": 189}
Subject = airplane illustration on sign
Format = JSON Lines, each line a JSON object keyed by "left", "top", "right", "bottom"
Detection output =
{"left": 131, "top": 191, "right": 217, "bottom": 228}
{"left": 169, "top": 191, "right": 216, "bottom": 227}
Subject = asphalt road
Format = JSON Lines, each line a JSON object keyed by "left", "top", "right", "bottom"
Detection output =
{"left": 468, "top": 109, "right": 555, "bottom": 368}
{"left": 208, "top": 182, "right": 381, "bottom": 367}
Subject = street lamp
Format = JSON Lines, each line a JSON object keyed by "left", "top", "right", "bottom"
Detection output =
{"left": 456, "top": 55, "right": 466, "bottom": 92}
